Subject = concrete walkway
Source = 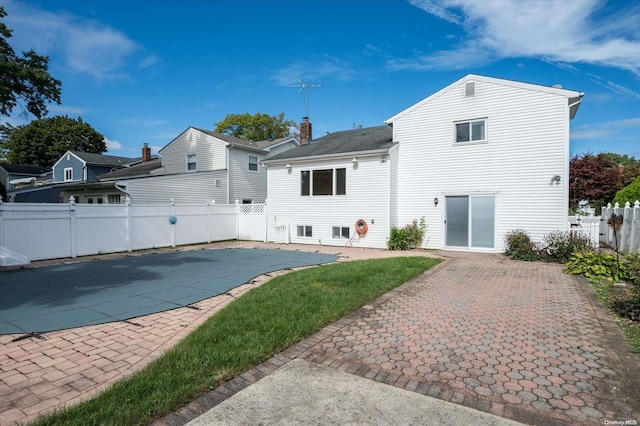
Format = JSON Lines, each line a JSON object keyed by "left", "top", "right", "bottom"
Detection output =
{"left": 2, "top": 244, "right": 640, "bottom": 425}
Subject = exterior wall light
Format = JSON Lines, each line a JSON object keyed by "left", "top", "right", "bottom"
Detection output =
{"left": 434, "top": 197, "right": 439, "bottom": 206}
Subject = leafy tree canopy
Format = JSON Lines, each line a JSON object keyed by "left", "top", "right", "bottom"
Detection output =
{"left": 570, "top": 152, "right": 622, "bottom": 212}
{"left": 214, "top": 112, "right": 295, "bottom": 141}
{"left": 613, "top": 176, "right": 640, "bottom": 207}
{"left": 603, "top": 152, "right": 640, "bottom": 187}
{"left": 5, "top": 116, "right": 105, "bottom": 167}
{"left": 0, "top": 7, "right": 62, "bottom": 119}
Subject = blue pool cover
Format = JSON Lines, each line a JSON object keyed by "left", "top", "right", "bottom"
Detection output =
{"left": 0, "top": 248, "right": 337, "bottom": 335}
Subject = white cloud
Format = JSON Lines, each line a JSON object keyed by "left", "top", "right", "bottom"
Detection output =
{"left": 47, "top": 105, "right": 87, "bottom": 116}
{"left": 573, "top": 116, "right": 640, "bottom": 139}
{"left": 4, "top": 0, "right": 140, "bottom": 80}
{"left": 104, "top": 137, "right": 122, "bottom": 151}
{"left": 271, "top": 55, "right": 357, "bottom": 85}
{"left": 139, "top": 55, "right": 161, "bottom": 69}
{"left": 409, "top": 0, "right": 462, "bottom": 25}
{"left": 399, "top": 0, "right": 640, "bottom": 75}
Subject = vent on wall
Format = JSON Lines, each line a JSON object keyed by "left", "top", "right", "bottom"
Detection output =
{"left": 465, "top": 82, "right": 475, "bottom": 97}
{"left": 214, "top": 179, "right": 220, "bottom": 187}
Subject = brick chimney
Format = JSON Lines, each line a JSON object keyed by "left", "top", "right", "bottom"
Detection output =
{"left": 142, "top": 143, "right": 151, "bottom": 162}
{"left": 300, "top": 117, "right": 312, "bottom": 144}
{"left": 618, "top": 163, "right": 625, "bottom": 174}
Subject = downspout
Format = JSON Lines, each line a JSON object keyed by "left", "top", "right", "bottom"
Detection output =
{"left": 225, "top": 146, "right": 230, "bottom": 204}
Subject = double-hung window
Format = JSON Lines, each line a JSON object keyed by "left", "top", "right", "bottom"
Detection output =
{"left": 64, "top": 167, "right": 73, "bottom": 182}
{"left": 187, "top": 154, "right": 197, "bottom": 171}
{"left": 455, "top": 119, "right": 486, "bottom": 143}
{"left": 300, "top": 168, "right": 347, "bottom": 196}
{"left": 248, "top": 155, "right": 258, "bottom": 172}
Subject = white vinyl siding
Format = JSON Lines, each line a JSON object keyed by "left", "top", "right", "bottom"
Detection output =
{"left": 267, "top": 155, "right": 390, "bottom": 248}
{"left": 392, "top": 78, "right": 570, "bottom": 251}
{"left": 228, "top": 148, "right": 267, "bottom": 203}
{"left": 117, "top": 170, "right": 228, "bottom": 204}
{"left": 160, "top": 128, "right": 226, "bottom": 174}
{"left": 248, "top": 155, "right": 258, "bottom": 172}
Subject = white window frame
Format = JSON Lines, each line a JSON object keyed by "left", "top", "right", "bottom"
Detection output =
{"left": 454, "top": 118, "right": 487, "bottom": 144}
{"left": 248, "top": 155, "right": 259, "bottom": 172}
{"left": 64, "top": 167, "right": 73, "bottom": 182}
{"left": 300, "top": 168, "right": 347, "bottom": 196}
{"left": 186, "top": 154, "right": 197, "bottom": 172}
{"left": 107, "top": 194, "right": 122, "bottom": 204}
{"left": 332, "top": 226, "right": 350, "bottom": 239}
{"left": 297, "top": 225, "right": 313, "bottom": 237}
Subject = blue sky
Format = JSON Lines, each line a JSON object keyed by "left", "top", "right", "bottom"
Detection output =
{"left": 3, "top": 0, "right": 639, "bottom": 159}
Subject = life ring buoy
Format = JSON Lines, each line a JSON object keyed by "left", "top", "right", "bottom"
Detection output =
{"left": 355, "top": 219, "right": 368, "bottom": 235}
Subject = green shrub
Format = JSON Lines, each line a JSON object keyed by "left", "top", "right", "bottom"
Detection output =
{"left": 387, "top": 227, "right": 409, "bottom": 250}
{"left": 540, "top": 230, "right": 592, "bottom": 263}
{"left": 622, "top": 251, "right": 640, "bottom": 293}
{"left": 387, "top": 217, "right": 426, "bottom": 250}
{"left": 504, "top": 229, "right": 539, "bottom": 261}
{"left": 565, "top": 251, "right": 627, "bottom": 281}
{"left": 613, "top": 176, "right": 640, "bottom": 207}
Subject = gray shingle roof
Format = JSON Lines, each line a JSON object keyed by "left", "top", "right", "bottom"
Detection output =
{"left": 265, "top": 125, "right": 393, "bottom": 162}
{"left": 71, "top": 151, "right": 139, "bottom": 167}
{"left": 191, "top": 128, "right": 296, "bottom": 150}
{"left": 0, "top": 164, "right": 50, "bottom": 174}
{"left": 99, "top": 158, "right": 163, "bottom": 180}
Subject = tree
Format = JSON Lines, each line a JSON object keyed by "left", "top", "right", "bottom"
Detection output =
{"left": 5, "top": 116, "right": 105, "bottom": 167}
{"left": 570, "top": 153, "right": 622, "bottom": 212}
{"left": 603, "top": 153, "right": 640, "bottom": 187}
{"left": 0, "top": 7, "right": 62, "bottom": 119}
{"left": 214, "top": 112, "right": 295, "bottom": 141}
{"left": 613, "top": 176, "right": 640, "bottom": 206}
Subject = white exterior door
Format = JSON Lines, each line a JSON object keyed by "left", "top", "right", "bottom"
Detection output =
{"left": 445, "top": 195, "right": 495, "bottom": 248}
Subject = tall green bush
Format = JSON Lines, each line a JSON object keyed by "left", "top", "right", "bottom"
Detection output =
{"left": 613, "top": 176, "right": 640, "bottom": 207}
{"left": 387, "top": 217, "right": 426, "bottom": 250}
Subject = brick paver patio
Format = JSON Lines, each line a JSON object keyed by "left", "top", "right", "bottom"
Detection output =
{"left": 2, "top": 243, "right": 640, "bottom": 425}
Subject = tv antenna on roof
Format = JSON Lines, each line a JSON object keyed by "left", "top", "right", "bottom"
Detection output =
{"left": 287, "top": 80, "right": 323, "bottom": 118}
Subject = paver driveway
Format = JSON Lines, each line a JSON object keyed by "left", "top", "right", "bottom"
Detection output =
{"left": 160, "top": 249, "right": 640, "bottom": 426}
{"left": 293, "top": 251, "right": 640, "bottom": 425}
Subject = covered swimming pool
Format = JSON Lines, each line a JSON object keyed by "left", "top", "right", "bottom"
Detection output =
{"left": 1, "top": 248, "right": 337, "bottom": 335}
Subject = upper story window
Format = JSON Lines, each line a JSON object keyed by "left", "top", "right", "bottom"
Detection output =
{"left": 64, "top": 167, "right": 73, "bottom": 182}
{"left": 300, "top": 168, "right": 346, "bottom": 196}
{"left": 187, "top": 154, "right": 197, "bottom": 171}
{"left": 248, "top": 155, "right": 258, "bottom": 172}
{"left": 455, "top": 119, "right": 486, "bottom": 143}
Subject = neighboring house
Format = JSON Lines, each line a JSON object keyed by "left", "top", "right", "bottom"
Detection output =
{"left": 263, "top": 74, "right": 584, "bottom": 252}
{"left": 63, "top": 127, "right": 299, "bottom": 204}
{"left": 9, "top": 151, "right": 139, "bottom": 203}
{"left": 0, "top": 164, "right": 52, "bottom": 202}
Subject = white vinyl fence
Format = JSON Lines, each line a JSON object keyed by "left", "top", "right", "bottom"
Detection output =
{"left": 568, "top": 215, "right": 601, "bottom": 249}
{"left": 0, "top": 198, "right": 267, "bottom": 261}
{"left": 600, "top": 201, "right": 640, "bottom": 253}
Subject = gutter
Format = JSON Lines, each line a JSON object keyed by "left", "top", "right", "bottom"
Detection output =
{"left": 263, "top": 146, "right": 394, "bottom": 166}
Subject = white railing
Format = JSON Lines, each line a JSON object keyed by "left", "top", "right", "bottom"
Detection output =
{"left": 568, "top": 215, "right": 601, "bottom": 249}
{"left": 600, "top": 201, "right": 640, "bottom": 253}
{"left": 0, "top": 198, "right": 267, "bottom": 261}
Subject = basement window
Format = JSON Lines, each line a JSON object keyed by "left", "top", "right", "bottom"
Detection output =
{"left": 332, "top": 226, "right": 350, "bottom": 239}
{"left": 297, "top": 225, "right": 312, "bottom": 237}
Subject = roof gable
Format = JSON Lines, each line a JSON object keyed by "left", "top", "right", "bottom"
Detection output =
{"left": 264, "top": 125, "right": 393, "bottom": 162}
{"left": 386, "top": 74, "right": 584, "bottom": 124}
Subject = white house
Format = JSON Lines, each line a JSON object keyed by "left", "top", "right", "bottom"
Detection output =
{"left": 264, "top": 74, "right": 584, "bottom": 251}
{"left": 63, "top": 127, "right": 299, "bottom": 204}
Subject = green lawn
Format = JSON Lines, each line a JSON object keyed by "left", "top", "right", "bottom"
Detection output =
{"left": 33, "top": 256, "right": 441, "bottom": 425}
